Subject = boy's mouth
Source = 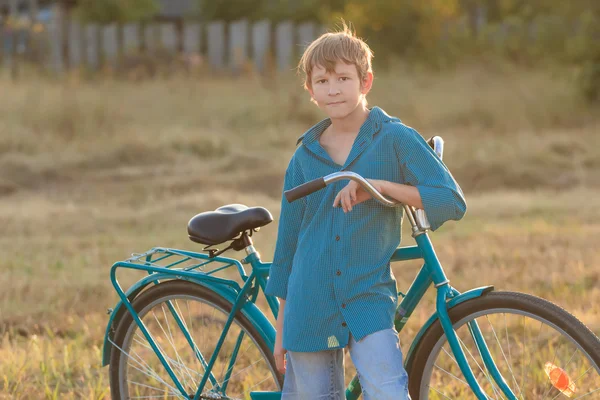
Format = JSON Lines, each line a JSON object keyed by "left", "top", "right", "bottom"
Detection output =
{"left": 327, "top": 101, "right": 345, "bottom": 106}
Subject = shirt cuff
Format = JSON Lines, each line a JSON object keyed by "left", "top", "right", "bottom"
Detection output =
{"left": 264, "top": 269, "right": 289, "bottom": 300}
{"left": 415, "top": 185, "right": 458, "bottom": 231}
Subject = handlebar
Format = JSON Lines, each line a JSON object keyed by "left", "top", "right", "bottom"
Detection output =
{"left": 285, "top": 172, "right": 400, "bottom": 206}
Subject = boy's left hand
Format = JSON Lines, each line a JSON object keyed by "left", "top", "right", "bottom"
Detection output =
{"left": 333, "top": 179, "right": 387, "bottom": 213}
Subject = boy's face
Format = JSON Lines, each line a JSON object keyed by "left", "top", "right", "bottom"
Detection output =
{"left": 308, "top": 62, "right": 373, "bottom": 119}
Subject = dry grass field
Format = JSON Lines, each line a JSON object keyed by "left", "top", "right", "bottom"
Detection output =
{"left": 0, "top": 62, "right": 599, "bottom": 398}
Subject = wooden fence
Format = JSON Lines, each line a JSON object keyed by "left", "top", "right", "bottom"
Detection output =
{"left": 0, "top": 5, "right": 592, "bottom": 77}
{"left": 0, "top": 11, "right": 327, "bottom": 75}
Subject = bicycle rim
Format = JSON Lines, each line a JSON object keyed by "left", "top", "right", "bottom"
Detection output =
{"left": 113, "top": 286, "right": 281, "bottom": 399}
{"left": 419, "top": 307, "right": 600, "bottom": 399}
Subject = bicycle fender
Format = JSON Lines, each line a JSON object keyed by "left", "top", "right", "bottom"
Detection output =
{"left": 404, "top": 285, "right": 494, "bottom": 372}
{"left": 102, "top": 275, "right": 276, "bottom": 366}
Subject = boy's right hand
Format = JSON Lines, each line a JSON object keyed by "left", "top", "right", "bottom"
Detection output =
{"left": 274, "top": 332, "right": 287, "bottom": 374}
{"left": 274, "top": 298, "right": 287, "bottom": 374}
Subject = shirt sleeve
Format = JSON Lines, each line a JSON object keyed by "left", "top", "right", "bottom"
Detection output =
{"left": 264, "top": 154, "right": 306, "bottom": 300}
{"left": 394, "top": 125, "right": 467, "bottom": 231}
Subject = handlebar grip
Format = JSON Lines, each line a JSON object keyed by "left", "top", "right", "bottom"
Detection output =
{"left": 284, "top": 177, "right": 326, "bottom": 203}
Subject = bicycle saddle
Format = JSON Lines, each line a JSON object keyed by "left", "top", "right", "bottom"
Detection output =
{"left": 187, "top": 204, "right": 273, "bottom": 245}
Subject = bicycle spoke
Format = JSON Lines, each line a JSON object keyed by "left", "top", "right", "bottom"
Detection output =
{"left": 428, "top": 384, "right": 455, "bottom": 400}
{"left": 111, "top": 337, "right": 182, "bottom": 396}
{"left": 485, "top": 315, "right": 520, "bottom": 396}
{"left": 504, "top": 313, "right": 523, "bottom": 399}
{"left": 175, "top": 299, "right": 207, "bottom": 376}
{"left": 244, "top": 375, "right": 279, "bottom": 397}
{"left": 160, "top": 304, "right": 197, "bottom": 390}
{"left": 521, "top": 320, "right": 544, "bottom": 397}
{"left": 218, "top": 340, "right": 254, "bottom": 387}
{"left": 132, "top": 332, "right": 204, "bottom": 382}
{"left": 572, "top": 387, "right": 600, "bottom": 399}
{"left": 456, "top": 332, "right": 501, "bottom": 398}
{"left": 221, "top": 357, "right": 267, "bottom": 387}
{"left": 434, "top": 363, "right": 470, "bottom": 386}
{"left": 133, "top": 322, "right": 194, "bottom": 393}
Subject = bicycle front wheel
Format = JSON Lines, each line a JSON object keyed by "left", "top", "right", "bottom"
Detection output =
{"left": 109, "top": 280, "right": 282, "bottom": 400}
{"left": 407, "top": 291, "right": 600, "bottom": 399}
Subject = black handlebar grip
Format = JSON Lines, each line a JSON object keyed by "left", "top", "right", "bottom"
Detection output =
{"left": 284, "top": 177, "right": 326, "bottom": 203}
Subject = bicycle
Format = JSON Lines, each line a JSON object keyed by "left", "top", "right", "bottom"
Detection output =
{"left": 102, "top": 137, "right": 600, "bottom": 399}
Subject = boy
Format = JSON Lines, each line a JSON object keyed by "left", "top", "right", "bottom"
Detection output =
{"left": 264, "top": 24, "right": 466, "bottom": 400}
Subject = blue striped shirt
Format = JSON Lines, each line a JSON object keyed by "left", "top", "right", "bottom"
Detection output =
{"left": 265, "top": 106, "right": 467, "bottom": 352}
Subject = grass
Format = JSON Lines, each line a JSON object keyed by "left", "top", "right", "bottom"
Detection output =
{"left": 0, "top": 62, "right": 599, "bottom": 398}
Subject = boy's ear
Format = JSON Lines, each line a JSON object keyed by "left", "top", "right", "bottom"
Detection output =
{"left": 361, "top": 71, "right": 374, "bottom": 95}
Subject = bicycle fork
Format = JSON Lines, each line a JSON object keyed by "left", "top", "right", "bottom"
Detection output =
{"left": 436, "top": 285, "right": 518, "bottom": 400}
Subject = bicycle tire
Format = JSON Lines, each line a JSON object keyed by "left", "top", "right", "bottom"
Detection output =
{"left": 109, "top": 280, "right": 283, "bottom": 399}
{"left": 406, "top": 291, "right": 600, "bottom": 399}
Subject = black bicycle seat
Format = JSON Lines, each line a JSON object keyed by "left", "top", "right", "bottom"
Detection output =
{"left": 187, "top": 204, "right": 273, "bottom": 246}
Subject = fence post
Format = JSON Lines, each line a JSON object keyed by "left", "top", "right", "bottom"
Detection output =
{"left": 8, "top": 0, "right": 18, "bottom": 79}
{"left": 275, "top": 20, "right": 294, "bottom": 73}
{"left": 229, "top": 19, "right": 248, "bottom": 73}
{"left": 297, "top": 21, "right": 316, "bottom": 52}
{"left": 68, "top": 19, "right": 83, "bottom": 69}
{"left": 183, "top": 21, "right": 201, "bottom": 55}
{"left": 207, "top": 20, "right": 225, "bottom": 71}
{"left": 0, "top": 17, "right": 4, "bottom": 71}
{"left": 123, "top": 22, "right": 140, "bottom": 54}
{"left": 160, "top": 22, "right": 178, "bottom": 53}
{"left": 102, "top": 23, "right": 118, "bottom": 70}
{"left": 48, "top": 2, "right": 64, "bottom": 74}
{"left": 252, "top": 19, "right": 271, "bottom": 75}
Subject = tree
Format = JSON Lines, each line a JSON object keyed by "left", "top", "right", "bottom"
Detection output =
{"left": 75, "top": 0, "right": 159, "bottom": 24}
{"left": 340, "top": 0, "right": 460, "bottom": 60}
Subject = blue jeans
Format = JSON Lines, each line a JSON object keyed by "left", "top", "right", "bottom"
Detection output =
{"left": 281, "top": 328, "right": 411, "bottom": 400}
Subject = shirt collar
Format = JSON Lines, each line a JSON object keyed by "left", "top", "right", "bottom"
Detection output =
{"left": 296, "top": 106, "right": 398, "bottom": 146}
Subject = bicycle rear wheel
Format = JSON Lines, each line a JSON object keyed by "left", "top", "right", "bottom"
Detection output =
{"left": 109, "top": 280, "right": 282, "bottom": 400}
{"left": 407, "top": 291, "right": 600, "bottom": 399}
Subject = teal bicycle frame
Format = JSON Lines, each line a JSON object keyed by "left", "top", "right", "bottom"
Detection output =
{"left": 104, "top": 231, "right": 515, "bottom": 400}
{"left": 103, "top": 137, "right": 516, "bottom": 399}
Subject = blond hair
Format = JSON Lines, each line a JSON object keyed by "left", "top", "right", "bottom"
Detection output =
{"left": 298, "top": 22, "right": 374, "bottom": 91}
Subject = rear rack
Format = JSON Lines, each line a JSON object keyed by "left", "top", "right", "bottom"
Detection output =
{"left": 123, "top": 247, "right": 248, "bottom": 280}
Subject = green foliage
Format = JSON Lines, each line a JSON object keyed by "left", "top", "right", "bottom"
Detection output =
{"left": 197, "top": 0, "right": 267, "bottom": 22}
{"left": 196, "top": 0, "right": 345, "bottom": 22}
{"left": 337, "top": 0, "right": 460, "bottom": 63}
{"left": 75, "top": 0, "right": 159, "bottom": 24}
{"left": 579, "top": 59, "right": 600, "bottom": 103}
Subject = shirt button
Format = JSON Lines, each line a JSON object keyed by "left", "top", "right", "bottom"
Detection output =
{"left": 336, "top": 270, "right": 341, "bottom": 276}
{"left": 341, "top": 303, "right": 346, "bottom": 309}
{"left": 335, "top": 235, "right": 340, "bottom": 241}
{"left": 342, "top": 322, "right": 347, "bottom": 327}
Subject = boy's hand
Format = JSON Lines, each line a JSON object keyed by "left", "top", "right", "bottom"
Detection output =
{"left": 333, "top": 179, "right": 387, "bottom": 213}
{"left": 274, "top": 332, "right": 287, "bottom": 374}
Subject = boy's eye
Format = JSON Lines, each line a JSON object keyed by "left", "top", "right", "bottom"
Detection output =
{"left": 316, "top": 79, "right": 327, "bottom": 84}
{"left": 339, "top": 77, "right": 349, "bottom": 81}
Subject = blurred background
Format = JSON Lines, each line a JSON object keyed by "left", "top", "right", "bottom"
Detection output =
{"left": 0, "top": 0, "right": 599, "bottom": 398}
